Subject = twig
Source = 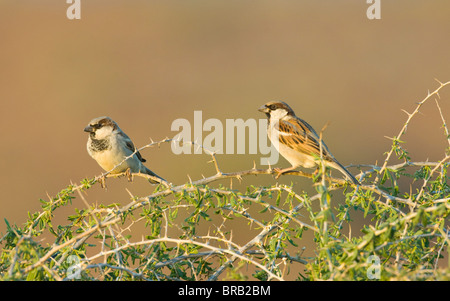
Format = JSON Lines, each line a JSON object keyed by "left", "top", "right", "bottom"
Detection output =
{"left": 374, "top": 80, "right": 450, "bottom": 184}
{"left": 435, "top": 98, "right": 450, "bottom": 148}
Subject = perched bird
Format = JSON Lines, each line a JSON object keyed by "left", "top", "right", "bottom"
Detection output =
{"left": 258, "top": 101, "right": 359, "bottom": 185}
{"left": 84, "top": 116, "right": 166, "bottom": 184}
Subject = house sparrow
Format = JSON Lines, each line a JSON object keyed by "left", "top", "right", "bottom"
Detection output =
{"left": 259, "top": 101, "right": 359, "bottom": 185}
{"left": 84, "top": 116, "right": 166, "bottom": 185}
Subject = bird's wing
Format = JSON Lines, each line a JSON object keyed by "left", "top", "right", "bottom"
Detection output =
{"left": 276, "top": 117, "right": 334, "bottom": 161}
{"left": 119, "top": 132, "right": 147, "bottom": 163}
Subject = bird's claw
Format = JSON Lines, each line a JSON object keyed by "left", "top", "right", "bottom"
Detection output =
{"left": 125, "top": 168, "right": 133, "bottom": 182}
{"left": 274, "top": 167, "right": 283, "bottom": 179}
{"left": 99, "top": 176, "right": 107, "bottom": 189}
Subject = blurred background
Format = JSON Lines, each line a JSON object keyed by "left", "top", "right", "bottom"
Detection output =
{"left": 1, "top": 0, "right": 450, "bottom": 276}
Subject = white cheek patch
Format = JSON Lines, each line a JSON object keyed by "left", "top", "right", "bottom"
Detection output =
{"left": 95, "top": 126, "right": 114, "bottom": 140}
{"left": 270, "top": 109, "right": 288, "bottom": 121}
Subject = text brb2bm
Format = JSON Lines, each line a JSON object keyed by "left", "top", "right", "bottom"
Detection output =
{"left": 222, "top": 285, "right": 270, "bottom": 296}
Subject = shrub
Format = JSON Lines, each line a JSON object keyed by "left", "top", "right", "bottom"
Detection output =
{"left": 1, "top": 81, "right": 449, "bottom": 281}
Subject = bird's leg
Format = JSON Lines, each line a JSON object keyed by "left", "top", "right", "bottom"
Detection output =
{"left": 273, "top": 166, "right": 297, "bottom": 179}
{"left": 99, "top": 175, "right": 107, "bottom": 189}
{"left": 125, "top": 168, "right": 133, "bottom": 182}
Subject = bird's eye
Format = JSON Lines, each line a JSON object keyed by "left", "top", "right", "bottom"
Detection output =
{"left": 269, "top": 105, "right": 277, "bottom": 110}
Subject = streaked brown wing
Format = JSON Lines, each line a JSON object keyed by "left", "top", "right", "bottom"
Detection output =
{"left": 278, "top": 117, "right": 334, "bottom": 161}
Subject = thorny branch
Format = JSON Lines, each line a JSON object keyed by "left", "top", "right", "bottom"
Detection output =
{"left": 2, "top": 81, "right": 450, "bottom": 281}
{"left": 374, "top": 79, "right": 450, "bottom": 184}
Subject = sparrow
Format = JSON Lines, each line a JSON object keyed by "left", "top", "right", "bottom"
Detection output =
{"left": 84, "top": 116, "right": 166, "bottom": 185}
{"left": 259, "top": 101, "right": 359, "bottom": 185}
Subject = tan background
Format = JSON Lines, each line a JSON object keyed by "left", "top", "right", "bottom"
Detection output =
{"left": 1, "top": 0, "right": 450, "bottom": 269}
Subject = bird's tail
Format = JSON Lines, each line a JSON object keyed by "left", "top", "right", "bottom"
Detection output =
{"left": 142, "top": 166, "right": 168, "bottom": 186}
{"left": 329, "top": 160, "right": 360, "bottom": 185}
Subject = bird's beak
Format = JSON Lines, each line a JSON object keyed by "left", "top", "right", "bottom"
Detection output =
{"left": 258, "top": 105, "right": 269, "bottom": 113}
{"left": 84, "top": 125, "right": 94, "bottom": 133}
